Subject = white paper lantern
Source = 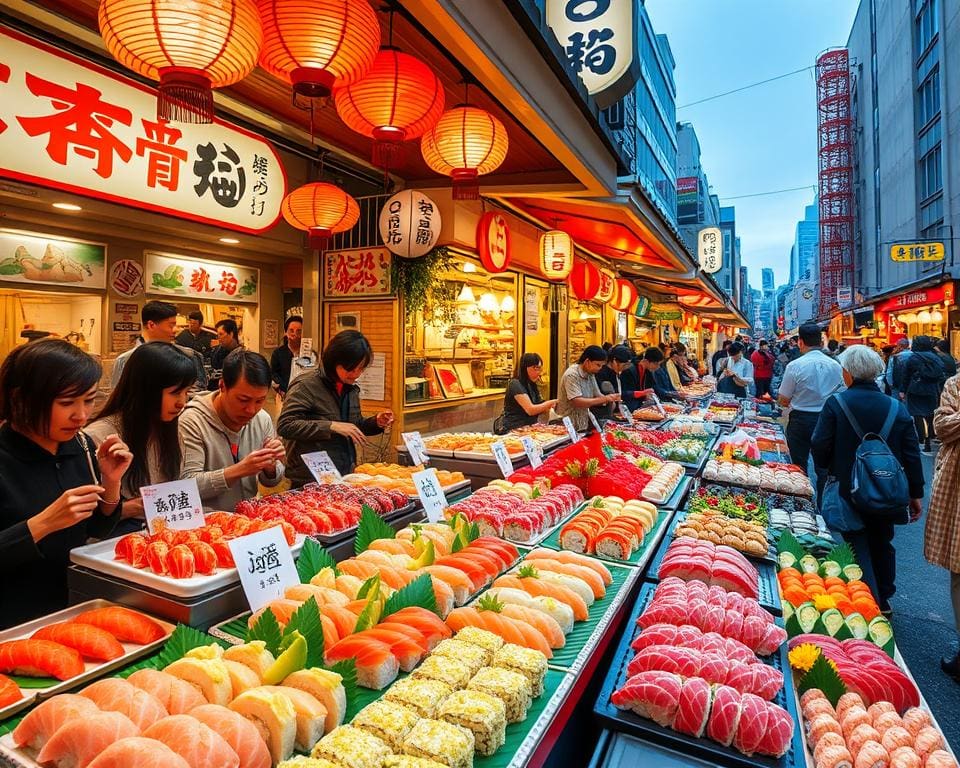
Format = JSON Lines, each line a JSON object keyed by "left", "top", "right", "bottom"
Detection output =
{"left": 539, "top": 230, "right": 573, "bottom": 280}
{"left": 596, "top": 268, "right": 616, "bottom": 303}
{"left": 917, "top": 310, "right": 932, "bottom": 324}
{"left": 379, "top": 189, "right": 441, "bottom": 258}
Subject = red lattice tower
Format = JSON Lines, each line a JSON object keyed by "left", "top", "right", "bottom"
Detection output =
{"left": 816, "top": 49, "right": 854, "bottom": 318}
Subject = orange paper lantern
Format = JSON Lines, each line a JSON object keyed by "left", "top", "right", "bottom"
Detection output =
{"left": 99, "top": 0, "right": 262, "bottom": 123}
{"left": 258, "top": 0, "right": 380, "bottom": 97}
{"left": 336, "top": 49, "right": 445, "bottom": 167}
{"left": 421, "top": 106, "right": 508, "bottom": 200}
{"left": 539, "top": 230, "right": 574, "bottom": 280}
{"left": 568, "top": 259, "right": 601, "bottom": 301}
{"left": 610, "top": 278, "right": 637, "bottom": 311}
{"left": 281, "top": 182, "right": 360, "bottom": 249}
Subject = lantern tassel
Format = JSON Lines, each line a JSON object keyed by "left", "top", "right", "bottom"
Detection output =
{"left": 158, "top": 69, "right": 215, "bottom": 124}
{"left": 372, "top": 140, "right": 405, "bottom": 170}
{"left": 451, "top": 168, "right": 480, "bottom": 200}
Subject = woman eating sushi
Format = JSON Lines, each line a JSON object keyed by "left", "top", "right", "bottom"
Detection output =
{"left": 278, "top": 330, "right": 395, "bottom": 483}
{"left": 0, "top": 340, "right": 133, "bottom": 628}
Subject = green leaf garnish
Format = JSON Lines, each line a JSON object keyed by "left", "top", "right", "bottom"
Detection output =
{"left": 477, "top": 593, "right": 504, "bottom": 612}
{"left": 826, "top": 542, "right": 856, "bottom": 569}
{"left": 151, "top": 624, "right": 227, "bottom": 672}
{"left": 382, "top": 573, "right": 439, "bottom": 619}
{"left": 530, "top": 486, "right": 541, "bottom": 499}
{"left": 331, "top": 658, "right": 362, "bottom": 720}
{"left": 451, "top": 531, "right": 466, "bottom": 553}
{"left": 354, "top": 505, "right": 396, "bottom": 555}
{"left": 798, "top": 654, "right": 847, "bottom": 707}
{"left": 283, "top": 597, "right": 325, "bottom": 666}
{"left": 297, "top": 538, "right": 338, "bottom": 583}
{"left": 776, "top": 529, "right": 806, "bottom": 560}
{"left": 358, "top": 573, "right": 381, "bottom": 601}
{"left": 246, "top": 607, "right": 284, "bottom": 655}
{"left": 467, "top": 522, "right": 480, "bottom": 542}
{"left": 518, "top": 564, "right": 539, "bottom": 579}
{"left": 353, "top": 596, "right": 382, "bottom": 633}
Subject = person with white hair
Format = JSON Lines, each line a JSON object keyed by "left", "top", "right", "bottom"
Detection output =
{"left": 811, "top": 344, "right": 925, "bottom": 617}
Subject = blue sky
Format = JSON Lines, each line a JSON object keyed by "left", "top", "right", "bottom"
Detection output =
{"left": 645, "top": 0, "right": 860, "bottom": 289}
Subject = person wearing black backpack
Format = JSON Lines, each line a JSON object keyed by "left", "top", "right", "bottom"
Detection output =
{"left": 812, "top": 345, "right": 925, "bottom": 616}
{"left": 902, "top": 335, "right": 946, "bottom": 453}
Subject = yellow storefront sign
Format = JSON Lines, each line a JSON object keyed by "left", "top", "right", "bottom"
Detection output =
{"left": 890, "top": 242, "right": 945, "bottom": 262}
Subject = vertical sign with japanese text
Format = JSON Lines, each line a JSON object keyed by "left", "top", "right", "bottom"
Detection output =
{"left": 323, "top": 248, "right": 392, "bottom": 297}
{"left": 412, "top": 468, "right": 447, "bottom": 523}
{"left": 0, "top": 26, "right": 285, "bottom": 233}
{"left": 402, "top": 432, "right": 430, "bottom": 466}
{"left": 563, "top": 416, "right": 579, "bottom": 443}
{"left": 520, "top": 436, "right": 543, "bottom": 468}
{"left": 301, "top": 451, "right": 342, "bottom": 482}
{"left": 228, "top": 526, "right": 299, "bottom": 613}
{"left": 490, "top": 440, "right": 514, "bottom": 478}
{"left": 145, "top": 252, "right": 259, "bottom": 303}
{"left": 697, "top": 227, "right": 722, "bottom": 274}
{"left": 141, "top": 479, "right": 204, "bottom": 534}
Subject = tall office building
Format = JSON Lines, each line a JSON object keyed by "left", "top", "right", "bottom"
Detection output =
{"left": 675, "top": 122, "right": 721, "bottom": 251}
{"left": 761, "top": 268, "right": 775, "bottom": 294}
{"left": 791, "top": 201, "right": 820, "bottom": 285}
{"left": 716, "top": 207, "right": 740, "bottom": 303}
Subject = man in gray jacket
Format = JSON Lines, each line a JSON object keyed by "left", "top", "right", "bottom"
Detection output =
{"left": 179, "top": 349, "right": 285, "bottom": 511}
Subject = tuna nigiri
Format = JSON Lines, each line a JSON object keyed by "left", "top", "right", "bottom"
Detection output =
{"left": 126, "top": 669, "right": 206, "bottom": 715}
{"left": 32, "top": 623, "right": 125, "bottom": 662}
{"left": 144, "top": 714, "right": 240, "bottom": 768}
{"left": 86, "top": 737, "right": 191, "bottom": 768}
{"left": 492, "top": 573, "right": 589, "bottom": 620}
{"left": 383, "top": 607, "right": 453, "bottom": 647}
{"left": 446, "top": 607, "right": 553, "bottom": 658}
{"left": 80, "top": 678, "right": 168, "bottom": 730}
{"left": 525, "top": 548, "right": 613, "bottom": 585}
{"left": 12, "top": 694, "right": 99, "bottom": 750}
{"left": 37, "top": 711, "right": 139, "bottom": 768}
{"left": 70, "top": 607, "right": 166, "bottom": 645}
{"left": 0, "top": 673, "right": 22, "bottom": 708}
{"left": 0, "top": 639, "right": 85, "bottom": 680}
{"left": 189, "top": 704, "right": 271, "bottom": 768}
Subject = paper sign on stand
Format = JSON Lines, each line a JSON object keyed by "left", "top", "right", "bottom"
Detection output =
{"left": 302, "top": 451, "right": 342, "bottom": 482}
{"left": 520, "top": 436, "right": 543, "bottom": 468}
{"left": 141, "top": 479, "right": 204, "bottom": 534}
{"left": 587, "top": 411, "right": 602, "bottom": 433}
{"left": 650, "top": 393, "right": 667, "bottom": 417}
{"left": 412, "top": 467, "right": 447, "bottom": 522}
{"left": 562, "top": 416, "right": 579, "bottom": 443}
{"left": 490, "top": 440, "right": 514, "bottom": 478}
{"left": 402, "top": 431, "right": 430, "bottom": 466}
{"left": 228, "top": 525, "right": 299, "bottom": 613}
{"left": 619, "top": 404, "right": 635, "bottom": 425}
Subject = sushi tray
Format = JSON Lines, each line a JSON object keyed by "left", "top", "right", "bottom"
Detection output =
{"left": 594, "top": 583, "right": 805, "bottom": 768}
{"left": 590, "top": 730, "right": 729, "bottom": 768}
{"left": 0, "top": 600, "right": 174, "bottom": 722}
{"left": 643, "top": 517, "right": 782, "bottom": 616}
{"left": 70, "top": 535, "right": 307, "bottom": 599}
{"left": 655, "top": 474, "right": 693, "bottom": 512}
{"left": 311, "top": 502, "right": 416, "bottom": 546}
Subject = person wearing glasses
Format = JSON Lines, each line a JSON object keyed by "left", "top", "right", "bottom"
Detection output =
{"left": 270, "top": 315, "right": 316, "bottom": 401}
{"left": 556, "top": 345, "right": 620, "bottom": 432}
{"left": 499, "top": 352, "right": 558, "bottom": 432}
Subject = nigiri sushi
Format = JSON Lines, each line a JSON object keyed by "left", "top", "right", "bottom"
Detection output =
{"left": 143, "top": 714, "right": 240, "bottom": 768}
{"left": 323, "top": 636, "right": 399, "bottom": 689}
{"left": 12, "top": 694, "right": 100, "bottom": 750}
{"left": 367, "top": 538, "right": 416, "bottom": 556}
{"left": 318, "top": 604, "right": 358, "bottom": 640}
{"left": 283, "top": 584, "right": 348, "bottom": 607}
{"left": 80, "top": 678, "right": 168, "bottom": 730}
{"left": 534, "top": 569, "right": 596, "bottom": 606}
{"left": 519, "top": 557, "right": 606, "bottom": 599}
{"left": 126, "top": 669, "right": 207, "bottom": 715}
{"left": 356, "top": 629, "right": 427, "bottom": 672}
{"left": 255, "top": 686, "right": 327, "bottom": 752}
{"left": 382, "top": 607, "right": 453, "bottom": 647}
{"left": 37, "top": 711, "right": 139, "bottom": 768}
{"left": 246, "top": 600, "right": 300, "bottom": 630}
{"left": 492, "top": 574, "right": 589, "bottom": 620}
{"left": 0, "top": 673, "right": 22, "bottom": 708}
{"left": 421, "top": 565, "right": 474, "bottom": 605}
{"left": 223, "top": 642, "right": 275, "bottom": 680}
{"left": 69, "top": 607, "right": 166, "bottom": 645}
{"left": 189, "top": 704, "right": 271, "bottom": 768}
{"left": 525, "top": 548, "right": 613, "bottom": 585}
{"left": 499, "top": 604, "right": 565, "bottom": 649}
{"left": 223, "top": 659, "right": 261, "bottom": 698}
{"left": 32, "top": 623, "right": 125, "bottom": 662}
{"left": 446, "top": 607, "right": 553, "bottom": 658}
{"left": 86, "top": 737, "right": 191, "bottom": 768}
{"left": 163, "top": 657, "right": 233, "bottom": 706}
{"left": 228, "top": 688, "right": 297, "bottom": 764}
{"left": 482, "top": 587, "right": 575, "bottom": 634}
{"left": 0, "top": 639, "right": 85, "bottom": 680}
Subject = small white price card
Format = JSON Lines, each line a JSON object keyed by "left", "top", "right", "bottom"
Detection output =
{"left": 302, "top": 450, "right": 342, "bottom": 482}
{"left": 490, "top": 440, "right": 514, "bottom": 478}
{"left": 402, "top": 431, "right": 430, "bottom": 465}
{"left": 619, "top": 404, "right": 635, "bottom": 424}
{"left": 412, "top": 467, "right": 447, "bottom": 523}
{"left": 650, "top": 393, "right": 667, "bottom": 416}
{"left": 228, "top": 525, "right": 299, "bottom": 613}
{"left": 563, "top": 416, "right": 579, "bottom": 443}
{"left": 588, "top": 411, "right": 602, "bottom": 432}
{"left": 521, "top": 435, "right": 543, "bottom": 468}
{"left": 141, "top": 479, "right": 204, "bottom": 534}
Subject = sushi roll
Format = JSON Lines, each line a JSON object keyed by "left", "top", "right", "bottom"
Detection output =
{"left": 223, "top": 660, "right": 262, "bottom": 699}
{"left": 310, "top": 725, "right": 391, "bottom": 768}
{"left": 223, "top": 642, "right": 276, "bottom": 680}
{"left": 467, "top": 667, "right": 532, "bottom": 724}
{"left": 383, "top": 678, "right": 455, "bottom": 719}
{"left": 439, "top": 690, "right": 506, "bottom": 757}
{"left": 164, "top": 657, "right": 233, "bottom": 706}
{"left": 411, "top": 655, "right": 474, "bottom": 691}
{"left": 352, "top": 700, "right": 421, "bottom": 752}
{"left": 490, "top": 644, "right": 548, "bottom": 698}
{"left": 431, "top": 640, "right": 493, "bottom": 674}
{"left": 282, "top": 669, "right": 347, "bottom": 734}
{"left": 454, "top": 627, "right": 505, "bottom": 655}
{"left": 256, "top": 686, "right": 328, "bottom": 753}
{"left": 382, "top": 758, "right": 450, "bottom": 768}
{"left": 402, "top": 719, "right": 475, "bottom": 768}
{"left": 228, "top": 688, "right": 297, "bottom": 764}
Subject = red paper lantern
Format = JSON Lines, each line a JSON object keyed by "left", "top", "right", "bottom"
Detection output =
{"left": 538, "top": 230, "right": 574, "bottom": 280}
{"left": 476, "top": 212, "right": 511, "bottom": 273}
{"left": 99, "top": 0, "right": 262, "bottom": 123}
{"left": 281, "top": 182, "right": 359, "bottom": 249}
{"left": 258, "top": 0, "right": 380, "bottom": 97}
{"left": 335, "top": 49, "right": 445, "bottom": 167}
{"left": 421, "top": 106, "right": 509, "bottom": 200}
{"left": 610, "top": 278, "right": 637, "bottom": 311}
{"left": 568, "top": 259, "right": 600, "bottom": 301}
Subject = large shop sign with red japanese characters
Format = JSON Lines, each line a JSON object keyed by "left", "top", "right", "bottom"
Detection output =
{"left": 145, "top": 252, "right": 259, "bottom": 304}
{"left": 0, "top": 26, "right": 285, "bottom": 233}
{"left": 324, "top": 247, "right": 392, "bottom": 297}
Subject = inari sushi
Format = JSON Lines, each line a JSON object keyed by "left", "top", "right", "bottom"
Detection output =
{"left": 324, "top": 636, "right": 400, "bottom": 690}
{"left": 127, "top": 669, "right": 206, "bottom": 715}
{"left": 36, "top": 711, "right": 139, "bottom": 768}
{"left": 69, "top": 607, "right": 166, "bottom": 645}
{"left": 32, "top": 623, "right": 125, "bottom": 662}
{"left": 0, "top": 639, "right": 85, "bottom": 681}
{"left": 492, "top": 574, "right": 589, "bottom": 621}
{"left": 80, "top": 678, "right": 168, "bottom": 730}
{"left": 86, "top": 737, "right": 191, "bottom": 768}
{"left": 12, "top": 694, "right": 100, "bottom": 750}
{"left": 189, "top": 704, "right": 271, "bottom": 768}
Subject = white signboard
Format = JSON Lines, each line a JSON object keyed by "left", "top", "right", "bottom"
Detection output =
{"left": 356, "top": 353, "right": 386, "bottom": 401}
{"left": 228, "top": 525, "right": 299, "bottom": 613}
{"left": 402, "top": 431, "right": 430, "bottom": 466}
{"left": 0, "top": 27, "right": 284, "bottom": 234}
{"left": 837, "top": 286, "right": 853, "bottom": 307}
{"left": 145, "top": 251, "right": 259, "bottom": 303}
{"left": 545, "top": 0, "right": 639, "bottom": 107}
{"left": 490, "top": 440, "right": 514, "bottom": 478}
{"left": 697, "top": 227, "right": 723, "bottom": 274}
{"left": 563, "top": 416, "right": 579, "bottom": 443}
{"left": 379, "top": 190, "right": 441, "bottom": 259}
{"left": 619, "top": 404, "right": 634, "bottom": 424}
{"left": 301, "top": 451, "right": 342, "bottom": 482}
{"left": 141, "top": 479, "right": 204, "bottom": 534}
{"left": 520, "top": 436, "right": 543, "bottom": 468}
{"left": 412, "top": 467, "right": 447, "bottom": 523}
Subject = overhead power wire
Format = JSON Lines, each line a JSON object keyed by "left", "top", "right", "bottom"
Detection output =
{"left": 719, "top": 184, "right": 817, "bottom": 201}
{"left": 677, "top": 65, "right": 815, "bottom": 109}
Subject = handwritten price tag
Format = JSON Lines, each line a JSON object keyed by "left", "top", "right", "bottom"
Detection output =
{"left": 141, "top": 479, "right": 204, "bottom": 534}
{"left": 412, "top": 467, "right": 447, "bottom": 522}
{"left": 520, "top": 436, "right": 543, "bottom": 468}
{"left": 490, "top": 440, "right": 514, "bottom": 478}
{"left": 562, "top": 416, "right": 579, "bottom": 443}
{"left": 650, "top": 393, "right": 667, "bottom": 417}
{"left": 588, "top": 411, "right": 602, "bottom": 433}
{"left": 228, "top": 525, "right": 299, "bottom": 613}
{"left": 619, "top": 404, "right": 635, "bottom": 425}
{"left": 402, "top": 431, "right": 430, "bottom": 465}
{"left": 302, "top": 450, "right": 342, "bottom": 482}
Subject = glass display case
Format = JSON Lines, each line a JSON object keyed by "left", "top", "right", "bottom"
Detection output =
{"left": 567, "top": 300, "right": 603, "bottom": 360}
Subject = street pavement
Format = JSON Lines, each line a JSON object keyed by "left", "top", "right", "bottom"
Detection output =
{"left": 888, "top": 449, "right": 960, "bottom": 750}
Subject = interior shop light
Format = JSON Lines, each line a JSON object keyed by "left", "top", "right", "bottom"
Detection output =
{"left": 931, "top": 309, "right": 944, "bottom": 323}
{"left": 462, "top": 262, "right": 477, "bottom": 273}
{"left": 457, "top": 284, "right": 476, "bottom": 303}
{"left": 219, "top": 237, "right": 240, "bottom": 244}
{"left": 52, "top": 202, "right": 82, "bottom": 211}
{"left": 478, "top": 292, "right": 499, "bottom": 312}
{"left": 917, "top": 310, "right": 932, "bottom": 324}
{"left": 500, "top": 294, "right": 516, "bottom": 312}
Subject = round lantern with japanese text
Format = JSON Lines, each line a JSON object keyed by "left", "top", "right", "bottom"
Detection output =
{"left": 610, "top": 278, "right": 637, "bottom": 312}
{"left": 539, "top": 230, "right": 574, "bottom": 280}
{"left": 476, "top": 212, "right": 511, "bottom": 273}
{"left": 282, "top": 182, "right": 360, "bottom": 249}
{"left": 378, "top": 190, "right": 441, "bottom": 259}
{"left": 596, "top": 268, "right": 616, "bottom": 302}
{"left": 568, "top": 259, "right": 600, "bottom": 301}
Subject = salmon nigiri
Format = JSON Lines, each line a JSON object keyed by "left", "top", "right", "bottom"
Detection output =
{"left": 127, "top": 669, "right": 206, "bottom": 715}
{"left": 523, "top": 558, "right": 606, "bottom": 599}
{"left": 499, "top": 604, "right": 566, "bottom": 648}
{"left": 493, "top": 570, "right": 589, "bottom": 620}
{"left": 69, "top": 607, "right": 166, "bottom": 645}
{"left": 190, "top": 704, "right": 271, "bottom": 768}
{"left": 374, "top": 621, "right": 435, "bottom": 651}
{"left": 324, "top": 636, "right": 399, "bottom": 690}
{"left": 283, "top": 584, "right": 349, "bottom": 607}
{"left": 355, "top": 629, "right": 426, "bottom": 672}
{"left": 32, "top": 623, "right": 125, "bottom": 662}
{"left": 421, "top": 565, "right": 474, "bottom": 605}
{"left": 80, "top": 678, "right": 168, "bottom": 730}
{"left": 318, "top": 604, "right": 358, "bottom": 640}
{"left": 0, "top": 639, "right": 85, "bottom": 681}
{"left": 12, "top": 694, "right": 100, "bottom": 750}
{"left": 382, "top": 607, "right": 452, "bottom": 647}
{"left": 471, "top": 537, "right": 521, "bottom": 567}
{"left": 144, "top": 714, "right": 240, "bottom": 768}
{"left": 428, "top": 576, "right": 455, "bottom": 618}
{"left": 367, "top": 538, "right": 416, "bottom": 556}
{"left": 86, "top": 737, "right": 191, "bottom": 768}
{"left": 335, "top": 559, "right": 380, "bottom": 582}
{"left": 525, "top": 548, "right": 613, "bottom": 585}
{"left": 446, "top": 607, "right": 553, "bottom": 658}
{"left": 0, "top": 673, "right": 21, "bottom": 708}
{"left": 433, "top": 556, "right": 487, "bottom": 591}
{"left": 37, "top": 711, "right": 139, "bottom": 768}
{"left": 247, "top": 600, "right": 300, "bottom": 630}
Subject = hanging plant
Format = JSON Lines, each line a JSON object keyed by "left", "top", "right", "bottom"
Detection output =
{"left": 391, "top": 246, "right": 457, "bottom": 323}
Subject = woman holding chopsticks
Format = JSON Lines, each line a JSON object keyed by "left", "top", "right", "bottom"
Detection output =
{"left": 0, "top": 339, "right": 132, "bottom": 627}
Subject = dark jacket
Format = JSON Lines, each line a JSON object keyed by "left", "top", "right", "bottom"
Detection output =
{"left": 0, "top": 425, "right": 122, "bottom": 628}
{"left": 652, "top": 366, "right": 680, "bottom": 402}
{"left": 175, "top": 329, "right": 216, "bottom": 362}
{"left": 277, "top": 371, "right": 383, "bottom": 484}
{"left": 811, "top": 382, "right": 924, "bottom": 503}
{"left": 938, "top": 351, "right": 958, "bottom": 383}
{"left": 270, "top": 343, "right": 295, "bottom": 394}
{"left": 904, "top": 350, "right": 945, "bottom": 398}
{"left": 711, "top": 349, "right": 728, "bottom": 376}
{"left": 619, "top": 363, "right": 643, "bottom": 411}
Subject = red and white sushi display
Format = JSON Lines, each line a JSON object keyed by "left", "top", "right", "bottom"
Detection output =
{"left": 445, "top": 485, "right": 584, "bottom": 543}
{"left": 639, "top": 578, "right": 786, "bottom": 656}
{"left": 658, "top": 537, "right": 761, "bottom": 599}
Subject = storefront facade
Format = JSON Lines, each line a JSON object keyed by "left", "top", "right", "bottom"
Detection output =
{"left": 872, "top": 280, "right": 955, "bottom": 351}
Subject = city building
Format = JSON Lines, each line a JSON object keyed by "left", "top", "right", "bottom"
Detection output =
{"left": 761, "top": 268, "right": 775, "bottom": 294}
{"left": 716, "top": 206, "right": 740, "bottom": 302}
{"left": 791, "top": 200, "right": 820, "bottom": 285}
{"left": 675, "top": 122, "right": 722, "bottom": 252}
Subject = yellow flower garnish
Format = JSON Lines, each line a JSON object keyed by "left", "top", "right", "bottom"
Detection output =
{"left": 813, "top": 594, "right": 837, "bottom": 612}
{"left": 826, "top": 658, "right": 839, "bottom": 674}
{"left": 788, "top": 643, "right": 821, "bottom": 673}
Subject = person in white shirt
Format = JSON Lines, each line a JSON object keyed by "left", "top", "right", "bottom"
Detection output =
{"left": 556, "top": 345, "right": 620, "bottom": 432}
{"left": 778, "top": 323, "right": 844, "bottom": 480}
{"left": 716, "top": 342, "right": 754, "bottom": 397}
